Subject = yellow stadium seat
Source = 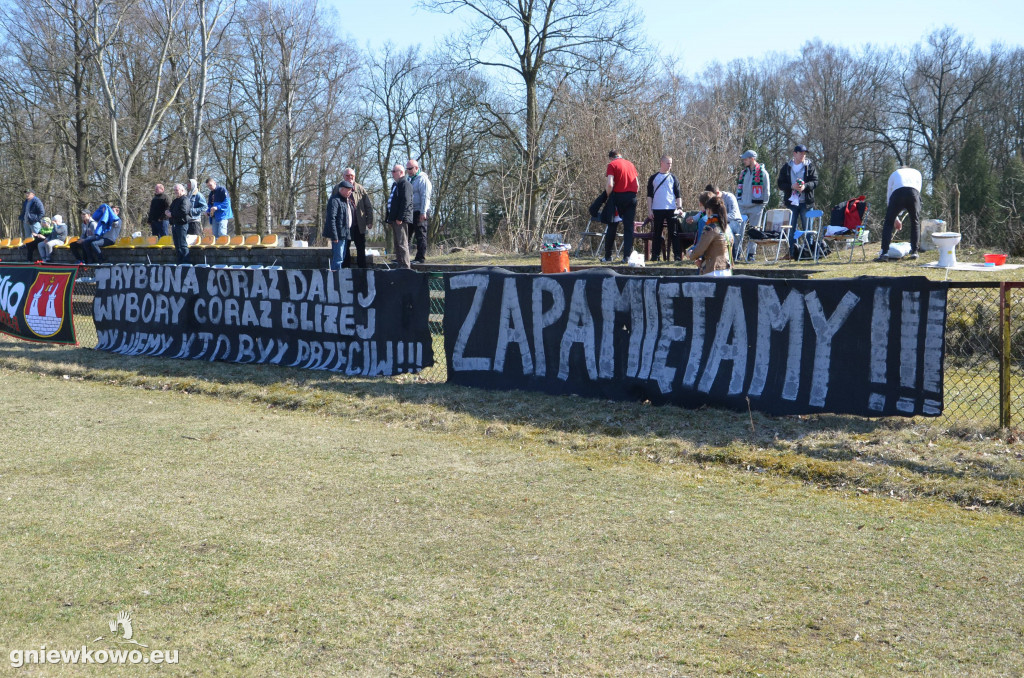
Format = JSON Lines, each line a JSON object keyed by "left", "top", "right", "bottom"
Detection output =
{"left": 0, "top": 238, "right": 9, "bottom": 247}
{"left": 200, "top": 235, "right": 216, "bottom": 246}
{"left": 110, "top": 237, "right": 134, "bottom": 248}
{"left": 131, "top": 236, "right": 146, "bottom": 247}
{"left": 55, "top": 236, "right": 77, "bottom": 249}
{"left": 254, "top": 234, "right": 278, "bottom": 248}
{"left": 214, "top": 235, "right": 230, "bottom": 247}
{"left": 154, "top": 235, "right": 174, "bottom": 248}
{"left": 241, "top": 234, "right": 260, "bottom": 249}
{"left": 145, "top": 236, "right": 159, "bottom": 246}
{"left": 227, "top": 235, "right": 244, "bottom": 247}
{"left": 9, "top": 238, "right": 22, "bottom": 248}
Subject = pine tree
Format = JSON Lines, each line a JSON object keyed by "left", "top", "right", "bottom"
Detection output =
{"left": 955, "top": 125, "right": 993, "bottom": 218}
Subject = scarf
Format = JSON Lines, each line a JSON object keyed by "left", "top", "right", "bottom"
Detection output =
{"left": 736, "top": 163, "right": 765, "bottom": 203}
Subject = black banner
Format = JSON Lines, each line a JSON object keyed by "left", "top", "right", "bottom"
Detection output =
{"left": 92, "top": 266, "right": 433, "bottom": 375}
{"left": 444, "top": 269, "right": 947, "bottom": 417}
{"left": 0, "top": 263, "right": 78, "bottom": 345}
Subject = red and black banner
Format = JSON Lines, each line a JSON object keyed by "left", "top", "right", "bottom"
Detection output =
{"left": 0, "top": 263, "right": 78, "bottom": 345}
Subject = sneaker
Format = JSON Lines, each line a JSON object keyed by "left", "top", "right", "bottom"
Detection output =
{"left": 412, "top": 259, "right": 425, "bottom": 265}
{"left": 907, "top": 252, "right": 919, "bottom": 260}
{"left": 599, "top": 257, "right": 612, "bottom": 264}
{"left": 874, "top": 254, "right": 889, "bottom": 262}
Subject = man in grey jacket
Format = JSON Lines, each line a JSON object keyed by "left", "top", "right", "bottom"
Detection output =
{"left": 406, "top": 158, "right": 432, "bottom": 264}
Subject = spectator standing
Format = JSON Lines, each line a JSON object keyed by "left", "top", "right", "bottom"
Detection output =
{"left": 187, "top": 179, "right": 208, "bottom": 236}
{"left": 878, "top": 166, "right": 923, "bottom": 261}
{"left": 206, "top": 178, "right": 233, "bottom": 237}
{"left": 167, "top": 184, "right": 191, "bottom": 264}
{"left": 324, "top": 181, "right": 354, "bottom": 272}
{"left": 777, "top": 144, "right": 818, "bottom": 258}
{"left": 387, "top": 164, "right": 414, "bottom": 269}
{"left": 602, "top": 150, "right": 639, "bottom": 263}
{"left": 736, "top": 150, "right": 770, "bottom": 259}
{"left": 69, "top": 210, "right": 98, "bottom": 263}
{"left": 341, "top": 167, "right": 374, "bottom": 268}
{"left": 147, "top": 184, "right": 171, "bottom": 237}
{"left": 37, "top": 215, "right": 67, "bottom": 263}
{"left": 646, "top": 155, "right": 682, "bottom": 261}
{"left": 19, "top": 190, "right": 45, "bottom": 239}
{"left": 406, "top": 158, "right": 432, "bottom": 264}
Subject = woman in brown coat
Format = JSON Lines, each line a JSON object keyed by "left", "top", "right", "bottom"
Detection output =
{"left": 688, "top": 193, "right": 733, "bottom": 276}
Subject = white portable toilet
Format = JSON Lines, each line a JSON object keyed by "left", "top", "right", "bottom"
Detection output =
{"left": 931, "top": 231, "right": 962, "bottom": 267}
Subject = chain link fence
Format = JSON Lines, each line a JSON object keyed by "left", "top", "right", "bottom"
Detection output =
{"left": 63, "top": 273, "right": 1019, "bottom": 428}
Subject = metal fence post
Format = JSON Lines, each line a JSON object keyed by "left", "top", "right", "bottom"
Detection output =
{"left": 1000, "top": 283, "right": 1011, "bottom": 429}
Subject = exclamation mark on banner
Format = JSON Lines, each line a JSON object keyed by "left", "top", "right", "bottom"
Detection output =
{"left": 920, "top": 290, "right": 945, "bottom": 415}
{"left": 868, "top": 287, "right": 890, "bottom": 412}
{"left": 896, "top": 291, "right": 921, "bottom": 413}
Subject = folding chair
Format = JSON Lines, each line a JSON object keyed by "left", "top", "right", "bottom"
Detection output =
{"left": 750, "top": 209, "right": 792, "bottom": 263}
{"left": 793, "top": 209, "right": 826, "bottom": 262}
{"left": 575, "top": 219, "right": 607, "bottom": 258}
{"left": 823, "top": 202, "right": 871, "bottom": 263}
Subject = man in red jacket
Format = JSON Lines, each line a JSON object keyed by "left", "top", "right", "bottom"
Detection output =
{"left": 601, "top": 149, "right": 639, "bottom": 263}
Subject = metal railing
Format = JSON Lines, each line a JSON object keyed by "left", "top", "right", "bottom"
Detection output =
{"left": 66, "top": 275, "right": 1022, "bottom": 429}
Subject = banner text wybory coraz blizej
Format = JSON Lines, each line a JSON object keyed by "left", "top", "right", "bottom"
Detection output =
{"left": 92, "top": 265, "right": 432, "bottom": 375}
{"left": 444, "top": 269, "right": 946, "bottom": 417}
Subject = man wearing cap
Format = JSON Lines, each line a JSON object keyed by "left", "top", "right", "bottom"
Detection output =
{"left": 736, "top": 150, "right": 770, "bottom": 260}
{"left": 777, "top": 144, "right": 818, "bottom": 258}
{"left": 324, "top": 180, "right": 354, "bottom": 272}
{"left": 340, "top": 167, "right": 374, "bottom": 268}
{"left": 878, "top": 166, "right": 923, "bottom": 261}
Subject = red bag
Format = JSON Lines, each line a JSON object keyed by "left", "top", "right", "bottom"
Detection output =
{"left": 843, "top": 196, "right": 867, "bottom": 229}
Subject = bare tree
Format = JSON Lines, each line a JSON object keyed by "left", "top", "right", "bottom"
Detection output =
{"left": 85, "top": 0, "right": 192, "bottom": 217}
{"left": 425, "top": 0, "right": 640, "bottom": 249}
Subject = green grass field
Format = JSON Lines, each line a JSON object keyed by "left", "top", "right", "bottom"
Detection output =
{"left": 2, "top": 345, "right": 1024, "bottom": 675}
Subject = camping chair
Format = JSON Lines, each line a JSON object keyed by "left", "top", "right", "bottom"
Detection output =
{"left": 733, "top": 214, "right": 749, "bottom": 263}
{"left": 749, "top": 209, "right": 792, "bottom": 263}
{"left": 793, "top": 209, "right": 826, "bottom": 262}
{"left": 575, "top": 219, "right": 607, "bottom": 258}
{"left": 823, "top": 202, "right": 871, "bottom": 263}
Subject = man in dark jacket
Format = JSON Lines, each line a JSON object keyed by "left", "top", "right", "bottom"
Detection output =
{"left": 324, "top": 181, "right": 354, "bottom": 271}
{"left": 340, "top": 167, "right": 374, "bottom": 268}
{"left": 147, "top": 184, "right": 171, "bottom": 237}
{"left": 166, "top": 183, "right": 191, "bottom": 264}
{"left": 19, "top": 190, "right": 45, "bottom": 239}
{"left": 387, "top": 164, "right": 414, "bottom": 269}
{"left": 776, "top": 144, "right": 818, "bottom": 258}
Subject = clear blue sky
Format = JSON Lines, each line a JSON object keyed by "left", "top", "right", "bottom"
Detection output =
{"left": 328, "top": 0, "right": 1023, "bottom": 73}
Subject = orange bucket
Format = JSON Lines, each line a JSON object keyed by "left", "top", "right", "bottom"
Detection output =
{"left": 540, "top": 249, "right": 570, "bottom": 273}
